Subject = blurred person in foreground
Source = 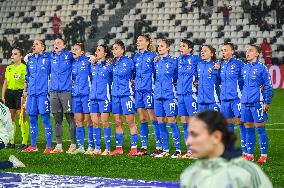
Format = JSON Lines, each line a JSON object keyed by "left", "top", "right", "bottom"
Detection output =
{"left": 180, "top": 110, "right": 272, "bottom": 188}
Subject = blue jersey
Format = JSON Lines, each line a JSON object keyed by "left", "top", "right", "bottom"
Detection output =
{"left": 89, "top": 60, "right": 113, "bottom": 101}
{"left": 197, "top": 59, "right": 221, "bottom": 104}
{"left": 220, "top": 57, "right": 244, "bottom": 101}
{"left": 49, "top": 49, "right": 73, "bottom": 92}
{"left": 154, "top": 55, "right": 178, "bottom": 100}
{"left": 25, "top": 53, "right": 51, "bottom": 96}
{"left": 133, "top": 50, "right": 156, "bottom": 92}
{"left": 177, "top": 54, "right": 200, "bottom": 95}
{"left": 71, "top": 55, "right": 91, "bottom": 97}
{"left": 241, "top": 60, "right": 273, "bottom": 104}
{"left": 112, "top": 56, "right": 135, "bottom": 97}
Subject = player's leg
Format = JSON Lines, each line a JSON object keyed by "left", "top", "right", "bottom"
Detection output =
{"left": 101, "top": 112, "right": 111, "bottom": 155}
{"left": 82, "top": 96, "right": 94, "bottom": 154}
{"left": 178, "top": 95, "right": 189, "bottom": 157}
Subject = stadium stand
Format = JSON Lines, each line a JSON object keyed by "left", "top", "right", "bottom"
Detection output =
{"left": 0, "top": 0, "right": 283, "bottom": 64}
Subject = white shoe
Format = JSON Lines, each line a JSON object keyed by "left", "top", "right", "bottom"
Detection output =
{"left": 66, "top": 144, "right": 77, "bottom": 154}
{"left": 73, "top": 147, "right": 85, "bottom": 154}
{"left": 9, "top": 155, "right": 25, "bottom": 168}
{"left": 155, "top": 151, "right": 170, "bottom": 158}
{"left": 84, "top": 147, "right": 94, "bottom": 154}
{"left": 101, "top": 149, "right": 110, "bottom": 156}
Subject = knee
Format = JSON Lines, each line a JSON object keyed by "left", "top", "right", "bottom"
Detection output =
{"left": 139, "top": 117, "right": 147, "bottom": 123}
{"left": 92, "top": 120, "right": 100, "bottom": 128}
{"left": 101, "top": 120, "right": 109, "bottom": 128}
{"left": 114, "top": 117, "right": 122, "bottom": 126}
{"left": 167, "top": 117, "right": 176, "bottom": 124}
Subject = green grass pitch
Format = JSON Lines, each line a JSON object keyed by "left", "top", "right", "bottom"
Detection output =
{"left": 0, "top": 89, "right": 283, "bottom": 187}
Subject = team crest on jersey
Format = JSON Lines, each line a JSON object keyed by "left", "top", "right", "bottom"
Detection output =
{"left": 53, "top": 60, "right": 56, "bottom": 64}
{"left": 231, "top": 65, "right": 235, "bottom": 69}
{"left": 14, "top": 73, "right": 20, "bottom": 80}
{"left": 188, "top": 59, "right": 191, "bottom": 64}
{"left": 42, "top": 59, "right": 45, "bottom": 64}
{"left": 208, "top": 68, "right": 212, "bottom": 73}
{"left": 65, "top": 55, "right": 68, "bottom": 60}
{"left": 147, "top": 57, "right": 151, "bottom": 62}
{"left": 123, "top": 62, "right": 126, "bottom": 67}
{"left": 82, "top": 61, "right": 85, "bottom": 66}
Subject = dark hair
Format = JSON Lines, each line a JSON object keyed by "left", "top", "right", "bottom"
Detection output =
{"left": 55, "top": 37, "right": 65, "bottom": 44}
{"left": 249, "top": 44, "right": 261, "bottom": 53}
{"left": 75, "top": 43, "right": 85, "bottom": 52}
{"left": 160, "top": 38, "right": 171, "bottom": 47}
{"left": 196, "top": 110, "right": 236, "bottom": 146}
{"left": 13, "top": 47, "right": 24, "bottom": 56}
{"left": 140, "top": 33, "right": 155, "bottom": 52}
{"left": 37, "top": 39, "right": 46, "bottom": 52}
{"left": 201, "top": 44, "right": 217, "bottom": 61}
{"left": 181, "top": 39, "right": 194, "bottom": 49}
{"left": 96, "top": 44, "right": 110, "bottom": 57}
{"left": 223, "top": 42, "right": 235, "bottom": 51}
{"left": 113, "top": 40, "right": 125, "bottom": 53}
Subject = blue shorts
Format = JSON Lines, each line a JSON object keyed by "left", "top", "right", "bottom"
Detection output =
{"left": 90, "top": 99, "right": 111, "bottom": 113}
{"left": 154, "top": 98, "right": 177, "bottom": 117}
{"left": 178, "top": 93, "right": 198, "bottom": 116}
{"left": 220, "top": 99, "right": 241, "bottom": 118}
{"left": 26, "top": 95, "right": 50, "bottom": 115}
{"left": 112, "top": 96, "right": 136, "bottom": 115}
{"left": 135, "top": 90, "right": 154, "bottom": 109}
{"left": 241, "top": 102, "right": 268, "bottom": 123}
{"left": 198, "top": 103, "right": 220, "bottom": 113}
{"left": 72, "top": 95, "right": 90, "bottom": 114}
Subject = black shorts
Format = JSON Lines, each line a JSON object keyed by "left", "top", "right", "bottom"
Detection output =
{"left": 5, "top": 89, "right": 23, "bottom": 110}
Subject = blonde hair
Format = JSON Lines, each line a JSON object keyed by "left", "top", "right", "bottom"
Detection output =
{"left": 141, "top": 33, "right": 155, "bottom": 52}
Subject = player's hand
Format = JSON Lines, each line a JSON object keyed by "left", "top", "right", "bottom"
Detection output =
{"left": 22, "top": 91, "right": 27, "bottom": 98}
{"left": 130, "top": 80, "right": 135, "bottom": 86}
{"left": 89, "top": 55, "right": 96, "bottom": 65}
{"left": 153, "top": 56, "right": 159, "bottom": 63}
{"left": 193, "top": 81, "right": 199, "bottom": 86}
{"left": 213, "top": 61, "right": 221, "bottom": 70}
{"left": 1, "top": 97, "right": 5, "bottom": 104}
{"left": 263, "top": 103, "right": 269, "bottom": 112}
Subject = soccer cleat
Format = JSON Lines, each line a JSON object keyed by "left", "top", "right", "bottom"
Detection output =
{"left": 245, "top": 154, "right": 254, "bottom": 161}
{"left": 101, "top": 149, "right": 111, "bottom": 156}
{"left": 128, "top": 148, "right": 139, "bottom": 156}
{"left": 90, "top": 149, "right": 102, "bottom": 155}
{"left": 50, "top": 145, "right": 64, "bottom": 154}
{"left": 171, "top": 151, "right": 182, "bottom": 159}
{"left": 155, "top": 151, "right": 170, "bottom": 158}
{"left": 6, "top": 143, "right": 15, "bottom": 149}
{"left": 84, "top": 147, "right": 94, "bottom": 155}
{"left": 257, "top": 156, "right": 267, "bottom": 163}
{"left": 138, "top": 148, "right": 148, "bottom": 156}
{"left": 242, "top": 153, "right": 248, "bottom": 159}
{"left": 21, "top": 146, "right": 38, "bottom": 153}
{"left": 150, "top": 149, "right": 163, "bottom": 157}
{"left": 111, "top": 147, "right": 124, "bottom": 155}
{"left": 9, "top": 155, "right": 25, "bottom": 168}
{"left": 18, "top": 144, "right": 28, "bottom": 150}
{"left": 74, "top": 147, "right": 86, "bottom": 154}
{"left": 43, "top": 147, "right": 53, "bottom": 154}
{"left": 66, "top": 144, "right": 77, "bottom": 154}
{"left": 182, "top": 150, "right": 193, "bottom": 159}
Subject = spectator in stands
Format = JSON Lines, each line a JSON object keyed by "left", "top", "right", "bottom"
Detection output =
{"left": 251, "top": 2, "right": 261, "bottom": 24}
{"left": 261, "top": 38, "right": 272, "bottom": 65}
{"left": 108, "top": 0, "right": 124, "bottom": 9}
{"left": 12, "top": 37, "right": 20, "bottom": 48}
{"left": 51, "top": 13, "right": 61, "bottom": 39}
{"left": 63, "top": 24, "right": 72, "bottom": 48}
{"left": 78, "top": 18, "right": 88, "bottom": 43}
{"left": 258, "top": 0, "right": 269, "bottom": 16}
{"left": 241, "top": 0, "right": 251, "bottom": 19}
{"left": 191, "top": 0, "right": 203, "bottom": 14}
{"left": 1, "top": 37, "right": 12, "bottom": 59}
{"left": 275, "top": 1, "right": 284, "bottom": 28}
{"left": 259, "top": 17, "right": 270, "bottom": 31}
{"left": 70, "top": 18, "right": 80, "bottom": 44}
{"left": 134, "top": 20, "right": 144, "bottom": 43}
{"left": 91, "top": 6, "right": 99, "bottom": 31}
{"left": 221, "top": 4, "right": 232, "bottom": 26}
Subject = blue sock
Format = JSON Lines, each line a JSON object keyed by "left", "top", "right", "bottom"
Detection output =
{"left": 239, "top": 124, "right": 247, "bottom": 153}
{"left": 140, "top": 122, "right": 148, "bottom": 148}
{"left": 76, "top": 126, "right": 85, "bottom": 148}
{"left": 130, "top": 134, "right": 138, "bottom": 147}
{"left": 182, "top": 123, "right": 189, "bottom": 150}
{"left": 88, "top": 125, "right": 94, "bottom": 148}
{"left": 228, "top": 123, "right": 235, "bottom": 133}
{"left": 256, "top": 126, "right": 268, "bottom": 155}
{"left": 246, "top": 127, "right": 256, "bottom": 155}
{"left": 104, "top": 127, "right": 111, "bottom": 150}
{"left": 115, "top": 133, "right": 124, "bottom": 147}
{"left": 41, "top": 114, "right": 53, "bottom": 148}
{"left": 152, "top": 121, "right": 162, "bottom": 148}
{"left": 159, "top": 122, "right": 169, "bottom": 151}
{"left": 170, "top": 123, "right": 181, "bottom": 151}
{"left": 93, "top": 127, "right": 101, "bottom": 149}
{"left": 29, "top": 115, "right": 38, "bottom": 147}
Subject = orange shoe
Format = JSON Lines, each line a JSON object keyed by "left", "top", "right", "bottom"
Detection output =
{"left": 43, "top": 147, "right": 53, "bottom": 154}
{"left": 245, "top": 154, "right": 254, "bottom": 161}
{"left": 111, "top": 147, "right": 123, "bottom": 155}
{"left": 242, "top": 153, "right": 248, "bottom": 159}
{"left": 257, "top": 156, "right": 267, "bottom": 163}
{"left": 128, "top": 148, "right": 138, "bottom": 156}
{"left": 21, "top": 146, "right": 38, "bottom": 153}
{"left": 90, "top": 149, "right": 102, "bottom": 155}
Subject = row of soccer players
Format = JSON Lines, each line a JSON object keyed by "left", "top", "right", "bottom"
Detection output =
{"left": 17, "top": 34, "right": 272, "bottom": 161}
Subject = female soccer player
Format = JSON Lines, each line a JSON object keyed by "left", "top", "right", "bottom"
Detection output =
{"left": 49, "top": 38, "right": 77, "bottom": 154}
{"left": 111, "top": 40, "right": 138, "bottom": 156}
{"left": 133, "top": 33, "right": 161, "bottom": 156}
{"left": 153, "top": 39, "right": 182, "bottom": 158}
{"left": 177, "top": 39, "right": 201, "bottom": 159}
{"left": 89, "top": 44, "right": 112, "bottom": 155}
{"left": 219, "top": 42, "right": 246, "bottom": 156}
{"left": 241, "top": 44, "right": 273, "bottom": 163}
{"left": 180, "top": 110, "right": 272, "bottom": 188}
{"left": 21, "top": 39, "right": 53, "bottom": 154}
{"left": 70, "top": 43, "right": 94, "bottom": 154}
{"left": 1, "top": 47, "right": 29, "bottom": 150}
{"left": 197, "top": 44, "right": 221, "bottom": 112}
